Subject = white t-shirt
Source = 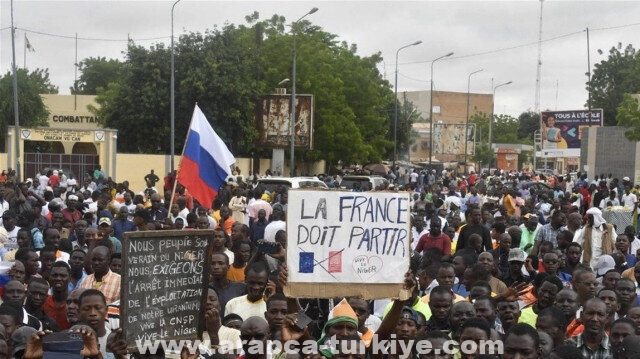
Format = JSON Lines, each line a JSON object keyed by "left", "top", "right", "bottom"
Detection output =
{"left": 224, "top": 295, "right": 266, "bottom": 320}
{"left": 622, "top": 193, "right": 638, "bottom": 208}
{"left": 5, "top": 226, "right": 20, "bottom": 250}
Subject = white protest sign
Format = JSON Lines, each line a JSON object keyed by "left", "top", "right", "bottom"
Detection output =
{"left": 286, "top": 190, "right": 411, "bottom": 286}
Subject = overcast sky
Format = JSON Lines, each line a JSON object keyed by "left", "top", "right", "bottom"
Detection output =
{"left": 1, "top": 0, "right": 640, "bottom": 120}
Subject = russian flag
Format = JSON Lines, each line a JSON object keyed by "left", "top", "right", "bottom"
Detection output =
{"left": 177, "top": 105, "right": 235, "bottom": 208}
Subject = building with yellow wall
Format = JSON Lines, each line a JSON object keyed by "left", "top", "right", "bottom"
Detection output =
{"left": 4, "top": 94, "right": 324, "bottom": 193}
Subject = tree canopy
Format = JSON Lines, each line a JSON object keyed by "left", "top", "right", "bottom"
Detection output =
{"left": 90, "top": 13, "right": 398, "bottom": 166}
{"left": 616, "top": 94, "right": 640, "bottom": 141}
{"left": 71, "top": 57, "right": 123, "bottom": 95}
{"left": 0, "top": 68, "right": 57, "bottom": 148}
{"left": 587, "top": 43, "right": 640, "bottom": 125}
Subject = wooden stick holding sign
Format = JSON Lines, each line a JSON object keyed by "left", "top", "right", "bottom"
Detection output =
{"left": 284, "top": 190, "right": 411, "bottom": 299}
{"left": 121, "top": 230, "right": 213, "bottom": 350}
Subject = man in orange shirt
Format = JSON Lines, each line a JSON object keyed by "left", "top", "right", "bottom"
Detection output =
{"left": 216, "top": 206, "right": 235, "bottom": 236}
{"left": 227, "top": 240, "right": 251, "bottom": 282}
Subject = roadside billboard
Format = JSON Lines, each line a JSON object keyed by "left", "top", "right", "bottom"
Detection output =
{"left": 256, "top": 94, "right": 313, "bottom": 149}
{"left": 433, "top": 123, "right": 475, "bottom": 155}
{"left": 540, "top": 109, "right": 603, "bottom": 157}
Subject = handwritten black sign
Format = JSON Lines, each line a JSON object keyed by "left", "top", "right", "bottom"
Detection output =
{"left": 121, "top": 230, "right": 213, "bottom": 349}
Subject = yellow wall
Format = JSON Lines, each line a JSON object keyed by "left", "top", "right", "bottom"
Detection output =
{"left": 5, "top": 95, "right": 326, "bottom": 188}
{"left": 41, "top": 94, "right": 102, "bottom": 130}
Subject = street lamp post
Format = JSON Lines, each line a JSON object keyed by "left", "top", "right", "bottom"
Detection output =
{"left": 464, "top": 69, "right": 483, "bottom": 167}
{"left": 428, "top": 52, "right": 454, "bottom": 165}
{"left": 170, "top": 0, "right": 181, "bottom": 173}
{"left": 10, "top": 0, "right": 20, "bottom": 180}
{"left": 290, "top": 7, "right": 318, "bottom": 177}
{"left": 393, "top": 40, "right": 422, "bottom": 172}
{"left": 489, "top": 80, "right": 513, "bottom": 169}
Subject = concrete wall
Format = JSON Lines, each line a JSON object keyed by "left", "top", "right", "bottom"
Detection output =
{"left": 580, "top": 126, "right": 639, "bottom": 181}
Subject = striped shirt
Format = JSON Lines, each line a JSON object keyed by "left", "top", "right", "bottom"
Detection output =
{"left": 79, "top": 269, "right": 121, "bottom": 305}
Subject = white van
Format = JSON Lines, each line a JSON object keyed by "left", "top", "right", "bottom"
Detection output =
{"left": 339, "top": 175, "right": 388, "bottom": 191}
{"left": 256, "top": 177, "right": 329, "bottom": 192}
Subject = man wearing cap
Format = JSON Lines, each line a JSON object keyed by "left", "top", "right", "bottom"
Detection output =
{"left": 503, "top": 248, "right": 532, "bottom": 286}
{"left": 11, "top": 325, "right": 37, "bottom": 359}
{"left": 132, "top": 209, "right": 150, "bottom": 232}
{"left": 97, "top": 218, "right": 122, "bottom": 254}
{"left": 595, "top": 254, "right": 617, "bottom": 279}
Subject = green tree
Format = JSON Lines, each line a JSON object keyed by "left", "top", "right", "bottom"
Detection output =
{"left": 93, "top": 13, "right": 396, "bottom": 167}
{"left": 93, "top": 44, "right": 172, "bottom": 153}
{"left": 493, "top": 114, "right": 532, "bottom": 145}
{"left": 71, "top": 57, "right": 123, "bottom": 95}
{"left": 517, "top": 111, "right": 540, "bottom": 140}
{"left": 0, "top": 68, "right": 57, "bottom": 148}
{"left": 492, "top": 114, "right": 521, "bottom": 143}
{"left": 616, "top": 94, "right": 640, "bottom": 141}
{"left": 587, "top": 43, "right": 640, "bottom": 125}
{"left": 257, "top": 15, "right": 395, "bottom": 166}
{"left": 471, "top": 143, "right": 492, "bottom": 169}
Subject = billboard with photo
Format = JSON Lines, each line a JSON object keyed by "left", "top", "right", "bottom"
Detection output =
{"left": 256, "top": 94, "right": 313, "bottom": 149}
{"left": 540, "top": 109, "right": 603, "bottom": 157}
{"left": 433, "top": 123, "right": 476, "bottom": 155}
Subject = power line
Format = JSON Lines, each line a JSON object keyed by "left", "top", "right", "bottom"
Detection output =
{"left": 392, "top": 21, "right": 640, "bottom": 68}
{"left": 16, "top": 27, "right": 169, "bottom": 42}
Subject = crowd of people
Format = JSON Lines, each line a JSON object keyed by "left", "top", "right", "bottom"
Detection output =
{"left": 0, "top": 165, "right": 640, "bottom": 359}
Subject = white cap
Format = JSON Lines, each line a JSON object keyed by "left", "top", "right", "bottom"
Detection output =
{"left": 595, "top": 255, "right": 616, "bottom": 276}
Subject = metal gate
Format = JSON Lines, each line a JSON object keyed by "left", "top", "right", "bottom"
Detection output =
{"left": 24, "top": 153, "right": 99, "bottom": 182}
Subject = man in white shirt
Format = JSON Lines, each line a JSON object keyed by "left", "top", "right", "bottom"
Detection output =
{"left": 263, "top": 205, "right": 286, "bottom": 242}
{"left": 622, "top": 186, "right": 638, "bottom": 209}
{"left": 224, "top": 262, "right": 269, "bottom": 320}
{"left": 574, "top": 207, "right": 615, "bottom": 269}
